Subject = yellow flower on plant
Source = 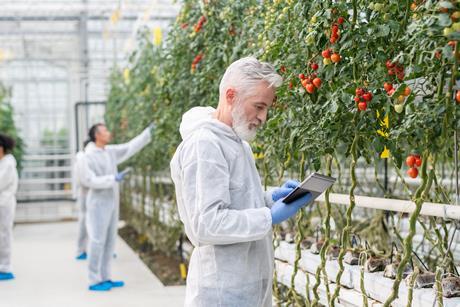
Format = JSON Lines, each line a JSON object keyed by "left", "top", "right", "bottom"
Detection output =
{"left": 380, "top": 147, "right": 390, "bottom": 159}
{"left": 152, "top": 27, "right": 162, "bottom": 46}
{"left": 253, "top": 152, "right": 265, "bottom": 160}
{"left": 123, "top": 68, "right": 130, "bottom": 85}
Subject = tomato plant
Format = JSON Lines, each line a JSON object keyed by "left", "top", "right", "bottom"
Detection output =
{"left": 0, "top": 83, "right": 24, "bottom": 169}
{"left": 105, "top": 0, "right": 460, "bottom": 305}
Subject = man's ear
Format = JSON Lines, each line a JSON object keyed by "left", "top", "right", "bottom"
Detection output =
{"left": 225, "top": 88, "right": 236, "bottom": 106}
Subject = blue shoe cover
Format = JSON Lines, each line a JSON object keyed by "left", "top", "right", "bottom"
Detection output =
{"left": 106, "top": 280, "right": 124, "bottom": 288}
{"left": 76, "top": 252, "right": 87, "bottom": 260}
{"left": 0, "top": 272, "right": 14, "bottom": 280}
{"left": 89, "top": 281, "right": 112, "bottom": 291}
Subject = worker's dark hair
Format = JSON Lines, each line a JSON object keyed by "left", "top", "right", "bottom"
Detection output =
{"left": 0, "top": 133, "right": 16, "bottom": 154}
{"left": 82, "top": 139, "right": 91, "bottom": 148}
{"left": 87, "top": 123, "right": 105, "bottom": 143}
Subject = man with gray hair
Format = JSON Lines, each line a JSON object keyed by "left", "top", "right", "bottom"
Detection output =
{"left": 170, "top": 56, "right": 312, "bottom": 306}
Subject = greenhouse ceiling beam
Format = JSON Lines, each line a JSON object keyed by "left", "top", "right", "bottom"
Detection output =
{"left": 0, "top": 15, "right": 176, "bottom": 22}
{"left": 0, "top": 61, "right": 123, "bottom": 67}
{"left": 0, "top": 2, "right": 180, "bottom": 12}
{"left": 0, "top": 31, "right": 136, "bottom": 36}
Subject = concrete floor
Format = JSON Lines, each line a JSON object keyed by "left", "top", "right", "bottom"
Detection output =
{"left": 0, "top": 222, "right": 185, "bottom": 307}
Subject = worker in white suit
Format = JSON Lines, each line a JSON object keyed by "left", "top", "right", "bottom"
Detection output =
{"left": 170, "top": 57, "right": 312, "bottom": 307}
{"left": 0, "top": 133, "right": 19, "bottom": 281}
{"left": 72, "top": 141, "right": 90, "bottom": 260}
{"left": 81, "top": 123, "right": 154, "bottom": 291}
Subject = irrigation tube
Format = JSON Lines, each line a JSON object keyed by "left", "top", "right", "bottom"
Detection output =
{"left": 315, "top": 193, "right": 460, "bottom": 220}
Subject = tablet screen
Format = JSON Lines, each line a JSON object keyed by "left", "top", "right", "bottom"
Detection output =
{"left": 282, "top": 173, "right": 336, "bottom": 204}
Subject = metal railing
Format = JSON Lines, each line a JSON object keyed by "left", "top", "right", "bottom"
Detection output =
{"left": 17, "top": 153, "right": 73, "bottom": 202}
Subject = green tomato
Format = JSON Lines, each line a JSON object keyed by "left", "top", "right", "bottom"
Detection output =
{"left": 444, "top": 27, "right": 454, "bottom": 37}
{"left": 452, "top": 22, "right": 460, "bottom": 31}
{"left": 306, "top": 35, "right": 315, "bottom": 45}
{"left": 374, "top": 3, "right": 384, "bottom": 12}
{"left": 323, "top": 58, "right": 332, "bottom": 65}
{"left": 394, "top": 104, "right": 404, "bottom": 113}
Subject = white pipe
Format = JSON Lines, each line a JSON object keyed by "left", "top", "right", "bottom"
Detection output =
{"left": 316, "top": 193, "right": 460, "bottom": 220}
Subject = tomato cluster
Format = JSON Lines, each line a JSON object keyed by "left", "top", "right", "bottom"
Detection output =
{"left": 299, "top": 73, "right": 321, "bottom": 94}
{"left": 322, "top": 49, "right": 341, "bottom": 65}
{"left": 385, "top": 82, "right": 412, "bottom": 113}
{"left": 191, "top": 53, "right": 203, "bottom": 71}
{"left": 330, "top": 16, "right": 345, "bottom": 44}
{"left": 386, "top": 60, "right": 405, "bottom": 81}
{"left": 354, "top": 87, "right": 373, "bottom": 111}
{"left": 406, "top": 154, "right": 422, "bottom": 178}
{"left": 194, "top": 15, "right": 207, "bottom": 33}
{"left": 383, "top": 82, "right": 395, "bottom": 96}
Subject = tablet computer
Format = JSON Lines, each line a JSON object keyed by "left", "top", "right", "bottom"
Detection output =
{"left": 282, "top": 172, "right": 336, "bottom": 204}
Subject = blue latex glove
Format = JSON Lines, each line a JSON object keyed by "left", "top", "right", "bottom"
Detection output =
{"left": 115, "top": 172, "right": 126, "bottom": 182}
{"left": 270, "top": 192, "right": 313, "bottom": 225}
{"left": 272, "top": 179, "right": 301, "bottom": 201}
{"left": 115, "top": 167, "right": 132, "bottom": 182}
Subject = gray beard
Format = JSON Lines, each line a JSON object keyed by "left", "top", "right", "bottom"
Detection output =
{"left": 231, "top": 105, "right": 257, "bottom": 142}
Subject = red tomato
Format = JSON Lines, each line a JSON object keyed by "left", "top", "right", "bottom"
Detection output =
{"left": 384, "top": 83, "right": 393, "bottom": 92}
{"left": 386, "top": 60, "right": 395, "bottom": 69}
{"left": 362, "top": 92, "right": 373, "bottom": 101}
{"left": 321, "top": 49, "right": 331, "bottom": 58}
{"left": 305, "top": 83, "right": 315, "bottom": 94}
{"left": 358, "top": 102, "right": 367, "bottom": 111}
{"left": 403, "top": 87, "right": 411, "bottom": 96}
{"left": 406, "top": 155, "right": 416, "bottom": 167}
{"left": 331, "top": 53, "right": 341, "bottom": 63}
{"left": 407, "top": 167, "right": 418, "bottom": 178}
{"left": 312, "top": 78, "right": 322, "bottom": 88}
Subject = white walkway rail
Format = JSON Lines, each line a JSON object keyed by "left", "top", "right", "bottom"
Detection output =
{"left": 0, "top": 222, "right": 185, "bottom": 307}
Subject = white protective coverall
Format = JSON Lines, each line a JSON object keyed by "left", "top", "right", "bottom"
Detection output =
{"left": 0, "top": 154, "right": 19, "bottom": 273}
{"left": 170, "top": 107, "right": 276, "bottom": 307}
{"left": 81, "top": 127, "right": 151, "bottom": 285}
{"left": 73, "top": 150, "right": 89, "bottom": 255}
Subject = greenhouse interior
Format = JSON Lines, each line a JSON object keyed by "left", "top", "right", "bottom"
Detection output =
{"left": 0, "top": 1, "right": 459, "bottom": 307}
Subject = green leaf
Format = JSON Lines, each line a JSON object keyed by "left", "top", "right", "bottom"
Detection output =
{"left": 376, "top": 25, "right": 391, "bottom": 38}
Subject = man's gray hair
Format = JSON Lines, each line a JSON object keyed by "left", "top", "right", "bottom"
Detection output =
{"left": 219, "top": 56, "right": 283, "bottom": 98}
